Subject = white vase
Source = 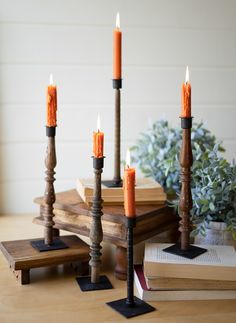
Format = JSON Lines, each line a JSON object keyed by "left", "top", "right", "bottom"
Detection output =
{"left": 194, "top": 221, "right": 236, "bottom": 248}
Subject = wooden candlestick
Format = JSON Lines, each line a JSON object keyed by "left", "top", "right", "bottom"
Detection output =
{"left": 90, "top": 157, "right": 104, "bottom": 283}
{"left": 76, "top": 157, "right": 113, "bottom": 291}
{"left": 163, "top": 118, "right": 207, "bottom": 259}
{"left": 102, "top": 80, "right": 122, "bottom": 188}
{"left": 43, "top": 134, "right": 56, "bottom": 245}
{"left": 179, "top": 125, "right": 192, "bottom": 250}
{"left": 31, "top": 126, "right": 68, "bottom": 251}
{"left": 113, "top": 88, "right": 121, "bottom": 185}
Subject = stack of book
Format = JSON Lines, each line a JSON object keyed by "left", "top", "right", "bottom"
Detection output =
{"left": 134, "top": 243, "right": 236, "bottom": 301}
{"left": 76, "top": 177, "right": 166, "bottom": 205}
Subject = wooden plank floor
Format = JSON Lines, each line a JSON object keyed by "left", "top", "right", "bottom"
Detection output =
{"left": 0, "top": 214, "right": 236, "bottom": 323}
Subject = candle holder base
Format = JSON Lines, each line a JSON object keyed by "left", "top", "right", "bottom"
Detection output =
{"left": 76, "top": 275, "right": 113, "bottom": 291}
{"left": 30, "top": 238, "right": 68, "bottom": 252}
{"left": 102, "top": 179, "right": 123, "bottom": 188}
{"left": 107, "top": 296, "right": 155, "bottom": 319}
{"left": 163, "top": 243, "right": 207, "bottom": 259}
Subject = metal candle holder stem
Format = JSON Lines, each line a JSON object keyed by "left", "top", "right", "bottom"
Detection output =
{"left": 31, "top": 126, "right": 68, "bottom": 252}
{"left": 163, "top": 117, "right": 207, "bottom": 259}
{"left": 107, "top": 217, "right": 155, "bottom": 319}
{"left": 76, "top": 157, "right": 113, "bottom": 291}
{"left": 126, "top": 218, "right": 135, "bottom": 306}
{"left": 102, "top": 79, "right": 122, "bottom": 188}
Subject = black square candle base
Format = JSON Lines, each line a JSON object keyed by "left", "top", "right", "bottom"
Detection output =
{"left": 163, "top": 243, "right": 207, "bottom": 259}
{"left": 76, "top": 275, "right": 113, "bottom": 291}
{"left": 107, "top": 296, "right": 156, "bottom": 319}
{"left": 102, "top": 180, "right": 123, "bottom": 188}
{"left": 30, "top": 238, "right": 69, "bottom": 252}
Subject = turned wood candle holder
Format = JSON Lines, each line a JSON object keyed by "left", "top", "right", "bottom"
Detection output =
{"left": 107, "top": 217, "right": 155, "bottom": 319}
{"left": 31, "top": 126, "right": 68, "bottom": 252}
{"left": 76, "top": 157, "right": 113, "bottom": 291}
{"left": 163, "top": 117, "right": 207, "bottom": 259}
{"left": 102, "top": 79, "right": 123, "bottom": 188}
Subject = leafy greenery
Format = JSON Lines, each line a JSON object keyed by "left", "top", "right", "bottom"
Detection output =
{"left": 191, "top": 144, "right": 236, "bottom": 239}
{"left": 131, "top": 120, "right": 236, "bottom": 238}
{"left": 131, "top": 120, "right": 224, "bottom": 195}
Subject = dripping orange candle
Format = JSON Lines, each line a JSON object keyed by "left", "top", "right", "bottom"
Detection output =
{"left": 93, "top": 115, "right": 104, "bottom": 158}
{"left": 113, "top": 12, "right": 122, "bottom": 80}
{"left": 181, "top": 66, "right": 191, "bottom": 117}
{"left": 124, "top": 150, "right": 136, "bottom": 217}
{"left": 46, "top": 74, "right": 57, "bottom": 127}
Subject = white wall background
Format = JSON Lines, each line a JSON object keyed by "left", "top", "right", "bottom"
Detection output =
{"left": 0, "top": 0, "right": 236, "bottom": 213}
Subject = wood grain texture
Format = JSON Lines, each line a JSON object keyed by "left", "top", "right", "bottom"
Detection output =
{"left": 0, "top": 235, "right": 90, "bottom": 270}
{"left": 0, "top": 213, "right": 236, "bottom": 322}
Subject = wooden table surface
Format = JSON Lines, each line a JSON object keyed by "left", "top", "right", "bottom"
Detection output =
{"left": 1, "top": 214, "right": 236, "bottom": 323}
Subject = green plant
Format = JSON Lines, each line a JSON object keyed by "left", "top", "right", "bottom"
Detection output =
{"left": 131, "top": 119, "right": 236, "bottom": 239}
{"left": 131, "top": 120, "right": 224, "bottom": 195}
{"left": 190, "top": 144, "right": 236, "bottom": 239}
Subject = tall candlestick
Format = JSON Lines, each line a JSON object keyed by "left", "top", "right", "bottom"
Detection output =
{"left": 113, "top": 12, "right": 122, "bottom": 80}
{"left": 93, "top": 115, "right": 104, "bottom": 158}
{"left": 124, "top": 150, "right": 136, "bottom": 218}
{"left": 162, "top": 67, "right": 207, "bottom": 259}
{"left": 181, "top": 66, "right": 191, "bottom": 118}
{"left": 46, "top": 74, "right": 57, "bottom": 127}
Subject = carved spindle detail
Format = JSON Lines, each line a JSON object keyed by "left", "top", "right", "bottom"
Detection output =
{"left": 90, "top": 163, "right": 103, "bottom": 283}
{"left": 43, "top": 135, "right": 57, "bottom": 245}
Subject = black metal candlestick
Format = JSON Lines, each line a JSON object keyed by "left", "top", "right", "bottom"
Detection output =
{"left": 163, "top": 117, "right": 207, "bottom": 259}
{"left": 31, "top": 126, "right": 68, "bottom": 252}
{"left": 102, "top": 79, "right": 123, "bottom": 188}
{"left": 76, "top": 157, "right": 113, "bottom": 291}
{"left": 107, "top": 217, "right": 155, "bottom": 319}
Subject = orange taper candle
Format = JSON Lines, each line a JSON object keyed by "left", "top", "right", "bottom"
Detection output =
{"left": 113, "top": 12, "right": 122, "bottom": 80}
{"left": 46, "top": 74, "right": 57, "bottom": 127}
{"left": 181, "top": 66, "right": 191, "bottom": 117}
{"left": 93, "top": 115, "right": 104, "bottom": 158}
{"left": 124, "top": 150, "right": 136, "bottom": 217}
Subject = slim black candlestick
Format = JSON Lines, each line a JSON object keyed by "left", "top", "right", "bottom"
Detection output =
{"left": 163, "top": 117, "right": 207, "bottom": 259}
{"left": 31, "top": 126, "right": 68, "bottom": 252}
{"left": 76, "top": 157, "right": 113, "bottom": 291}
{"left": 107, "top": 217, "right": 155, "bottom": 319}
{"left": 102, "top": 79, "right": 123, "bottom": 188}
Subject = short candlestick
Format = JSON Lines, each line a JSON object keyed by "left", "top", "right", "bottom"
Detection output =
{"left": 76, "top": 157, "right": 113, "bottom": 291}
{"left": 107, "top": 217, "right": 155, "bottom": 318}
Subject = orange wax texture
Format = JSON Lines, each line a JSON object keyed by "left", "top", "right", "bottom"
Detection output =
{"left": 123, "top": 167, "right": 136, "bottom": 217}
{"left": 181, "top": 82, "right": 191, "bottom": 117}
{"left": 113, "top": 28, "right": 122, "bottom": 79}
{"left": 46, "top": 85, "right": 57, "bottom": 127}
{"left": 93, "top": 131, "right": 104, "bottom": 158}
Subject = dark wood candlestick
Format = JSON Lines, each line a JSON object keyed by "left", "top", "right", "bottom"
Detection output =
{"left": 107, "top": 217, "right": 155, "bottom": 319}
{"left": 179, "top": 125, "right": 192, "bottom": 250}
{"left": 76, "top": 157, "right": 113, "bottom": 291}
{"left": 31, "top": 126, "right": 68, "bottom": 252}
{"left": 163, "top": 117, "right": 207, "bottom": 259}
{"left": 102, "top": 79, "right": 123, "bottom": 188}
{"left": 90, "top": 157, "right": 104, "bottom": 283}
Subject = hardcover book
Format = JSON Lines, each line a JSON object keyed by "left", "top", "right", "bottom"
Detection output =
{"left": 134, "top": 265, "right": 236, "bottom": 301}
{"left": 144, "top": 243, "right": 236, "bottom": 281}
{"left": 76, "top": 177, "right": 166, "bottom": 205}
